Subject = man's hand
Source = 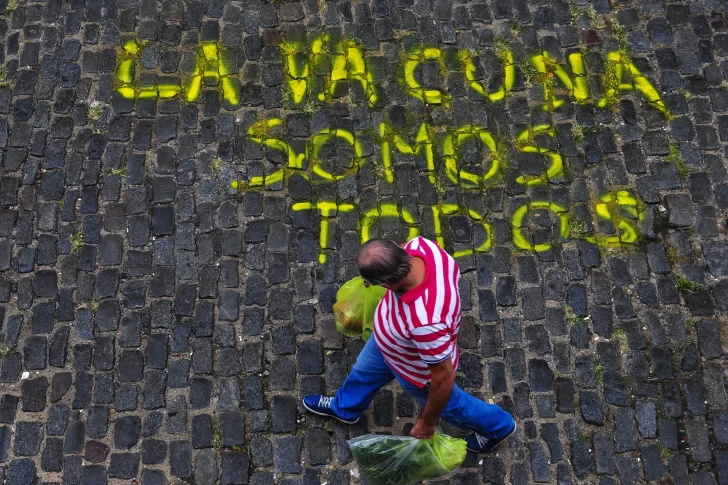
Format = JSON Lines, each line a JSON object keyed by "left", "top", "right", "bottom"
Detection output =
{"left": 410, "top": 418, "right": 436, "bottom": 439}
{"left": 410, "top": 359, "right": 456, "bottom": 439}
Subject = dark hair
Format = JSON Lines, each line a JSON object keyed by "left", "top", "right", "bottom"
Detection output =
{"left": 355, "top": 239, "right": 412, "bottom": 286}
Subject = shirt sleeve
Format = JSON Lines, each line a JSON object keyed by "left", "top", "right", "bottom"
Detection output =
{"left": 409, "top": 323, "right": 453, "bottom": 364}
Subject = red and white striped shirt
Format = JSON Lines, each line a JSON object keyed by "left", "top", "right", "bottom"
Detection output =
{"left": 373, "top": 237, "right": 462, "bottom": 388}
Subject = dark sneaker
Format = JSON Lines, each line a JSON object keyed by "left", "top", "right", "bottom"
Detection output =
{"left": 302, "top": 395, "right": 359, "bottom": 424}
{"left": 465, "top": 422, "right": 517, "bottom": 453}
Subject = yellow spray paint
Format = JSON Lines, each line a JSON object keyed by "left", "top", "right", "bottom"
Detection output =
{"left": 310, "top": 129, "right": 363, "bottom": 181}
{"left": 598, "top": 51, "right": 668, "bottom": 115}
{"left": 324, "top": 38, "right": 378, "bottom": 106}
{"left": 158, "top": 82, "right": 182, "bottom": 99}
{"left": 282, "top": 34, "right": 378, "bottom": 107}
{"left": 116, "top": 39, "right": 182, "bottom": 100}
{"left": 430, "top": 204, "right": 493, "bottom": 257}
{"left": 247, "top": 119, "right": 306, "bottom": 187}
{"left": 282, "top": 40, "right": 310, "bottom": 104}
{"left": 241, "top": 116, "right": 645, "bottom": 255}
{"left": 116, "top": 39, "right": 139, "bottom": 99}
{"left": 530, "top": 51, "right": 589, "bottom": 110}
{"left": 360, "top": 204, "right": 419, "bottom": 243}
{"left": 443, "top": 124, "right": 503, "bottom": 188}
{"left": 512, "top": 201, "right": 570, "bottom": 252}
{"left": 460, "top": 49, "right": 515, "bottom": 102}
{"left": 292, "top": 201, "right": 355, "bottom": 263}
{"left": 430, "top": 203, "right": 458, "bottom": 249}
{"left": 113, "top": 36, "right": 669, "bottom": 118}
{"left": 138, "top": 89, "right": 158, "bottom": 98}
{"left": 186, "top": 43, "right": 240, "bottom": 106}
{"left": 464, "top": 209, "right": 494, "bottom": 255}
{"left": 590, "top": 190, "right": 642, "bottom": 247}
{"left": 185, "top": 60, "right": 202, "bottom": 103}
{"left": 515, "top": 125, "right": 564, "bottom": 185}
{"left": 117, "top": 40, "right": 137, "bottom": 83}
{"left": 246, "top": 121, "right": 365, "bottom": 186}
{"left": 379, "top": 122, "right": 434, "bottom": 184}
{"left": 403, "top": 47, "right": 447, "bottom": 105}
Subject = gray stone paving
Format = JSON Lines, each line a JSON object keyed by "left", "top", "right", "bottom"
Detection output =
{"left": 0, "top": 0, "right": 727, "bottom": 483}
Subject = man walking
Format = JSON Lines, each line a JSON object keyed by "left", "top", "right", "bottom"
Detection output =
{"left": 303, "top": 237, "right": 516, "bottom": 453}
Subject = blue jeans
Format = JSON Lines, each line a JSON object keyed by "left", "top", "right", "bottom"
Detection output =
{"left": 332, "top": 336, "right": 516, "bottom": 439}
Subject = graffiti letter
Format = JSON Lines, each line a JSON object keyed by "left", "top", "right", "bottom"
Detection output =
{"left": 512, "top": 201, "right": 570, "bottom": 252}
{"left": 515, "top": 125, "right": 564, "bottom": 185}
{"left": 292, "top": 201, "right": 355, "bottom": 263}
{"left": 245, "top": 122, "right": 363, "bottom": 186}
{"left": 323, "top": 38, "right": 378, "bottom": 106}
{"left": 460, "top": 48, "right": 515, "bottom": 102}
{"left": 281, "top": 41, "right": 310, "bottom": 105}
{"left": 246, "top": 119, "right": 306, "bottom": 187}
{"left": 116, "top": 39, "right": 139, "bottom": 99}
{"left": 282, "top": 34, "right": 378, "bottom": 107}
{"left": 309, "top": 128, "right": 363, "bottom": 182}
{"left": 360, "top": 204, "right": 419, "bottom": 243}
{"left": 430, "top": 204, "right": 458, "bottom": 249}
{"left": 443, "top": 124, "right": 504, "bottom": 188}
{"left": 403, "top": 47, "right": 447, "bottom": 105}
{"left": 598, "top": 51, "right": 668, "bottom": 115}
{"left": 116, "top": 39, "right": 182, "bottom": 100}
{"left": 430, "top": 204, "right": 493, "bottom": 258}
{"left": 185, "top": 43, "right": 240, "bottom": 107}
{"left": 530, "top": 51, "right": 589, "bottom": 110}
{"left": 591, "top": 190, "right": 643, "bottom": 248}
{"left": 379, "top": 122, "right": 434, "bottom": 183}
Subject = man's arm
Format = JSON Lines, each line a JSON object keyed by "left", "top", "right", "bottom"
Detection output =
{"left": 410, "top": 358, "right": 456, "bottom": 439}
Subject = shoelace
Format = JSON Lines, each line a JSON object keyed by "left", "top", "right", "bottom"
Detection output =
{"left": 318, "top": 396, "right": 334, "bottom": 408}
{"left": 475, "top": 433, "right": 490, "bottom": 448}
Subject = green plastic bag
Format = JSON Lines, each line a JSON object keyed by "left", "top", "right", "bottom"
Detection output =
{"left": 348, "top": 433, "right": 467, "bottom": 485}
{"left": 333, "top": 277, "right": 386, "bottom": 340}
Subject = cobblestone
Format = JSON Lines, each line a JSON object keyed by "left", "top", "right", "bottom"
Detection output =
{"left": 0, "top": 0, "right": 726, "bottom": 482}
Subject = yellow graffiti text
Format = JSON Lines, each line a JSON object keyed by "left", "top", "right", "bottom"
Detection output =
{"left": 591, "top": 190, "right": 643, "bottom": 248}
{"left": 431, "top": 205, "right": 493, "bottom": 258}
{"left": 282, "top": 41, "right": 310, "bottom": 105}
{"left": 244, "top": 120, "right": 364, "bottom": 187}
{"left": 530, "top": 51, "right": 588, "bottom": 110}
{"left": 403, "top": 48, "right": 448, "bottom": 105}
{"left": 113, "top": 34, "right": 667, "bottom": 117}
{"left": 245, "top": 119, "right": 305, "bottom": 187}
{"left": 515, "top": 125, "right": 564, "bottom": 185}
{"left": 360, "top": 205, "right": 419, "bottom": 244}
{"left": 282, "top": 34, "right": 378, "bottom": 107}
{"left": 512, "top": 201, "right": 570, "bottom": 252}
{"left": 310, "top": 129, "right": 364, "bottom": 182}
{"left": 599, "top": 51, "right": 669, "bottom": 115}
{"left": 115, "top": 40, "right": 236, "bottom": 105}
{"left": 185, "top": 43, "right": 239, "bottom": 106}
{"left": 281, "top": 192, "right": 642, "bottom": 261}
{"left": 461, "top": 49, "right": 515, "bottom": 102}
{"left": 292, "top": 201, "right": 355, "bottom": 263}
{"left": 379, "top": 122, "right": 434, "bottom": 184}
{"left": 443, "top": 124, "right": 503, "bottom": 188}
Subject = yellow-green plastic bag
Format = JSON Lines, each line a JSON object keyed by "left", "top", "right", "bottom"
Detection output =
{"left": 333, "top": 277, "right": 386, "bottom": 340}
{"left": 361, "top": 280, "right": 386, "bottom": 341}
{"left": 428, "top": 433, "right": 468, "bottom": 471}
{"left": 348, "top": 433, "right": 467, "bottom": 485}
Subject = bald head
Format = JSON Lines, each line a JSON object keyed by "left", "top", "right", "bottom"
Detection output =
{"left": 355, "top": 239, "right": 412, "bottom": 286}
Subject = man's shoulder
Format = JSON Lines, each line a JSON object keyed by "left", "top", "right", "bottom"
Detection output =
{"left": 405, "top": 236, "right": 440, "bottom": 255}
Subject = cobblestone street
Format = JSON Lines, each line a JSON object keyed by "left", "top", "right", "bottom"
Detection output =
{"left": 0, "top": 0, "right": 728, "bottom": 483}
